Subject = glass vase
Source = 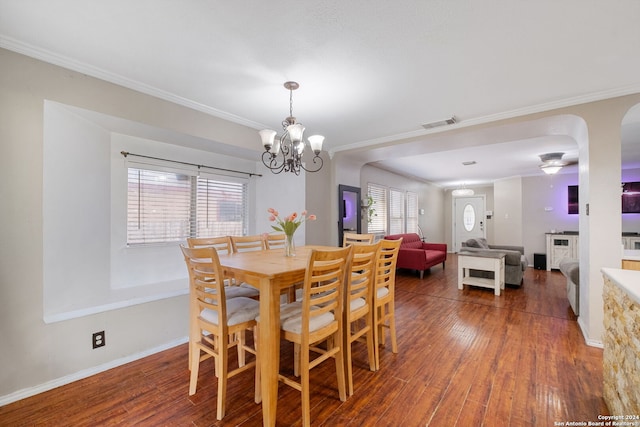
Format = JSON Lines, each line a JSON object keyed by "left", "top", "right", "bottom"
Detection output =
{"left": 284, "top": 233, "right": 296, "bottom": 257}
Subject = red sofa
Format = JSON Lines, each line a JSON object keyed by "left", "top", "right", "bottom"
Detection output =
{"left": 384, "top": 233, "right": 447, "bottom": 279}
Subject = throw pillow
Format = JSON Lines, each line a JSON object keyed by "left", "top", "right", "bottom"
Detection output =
{"left": 476, "top": 238, "right": 489, "bottom": 248}
{"left": 465, "top": 238, "right": 481, "bottom": 248}
{"left": 465, "top": 238, "right": 489, "bottom": 248}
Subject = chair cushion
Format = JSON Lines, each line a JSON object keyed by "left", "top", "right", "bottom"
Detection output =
{"left": 350, "top": 297, "right": 367, "bottom": 312}
{"left": 226, "top": 284, "right": 260, "bottom": 299}
{"left": 281, "top": 305, "right": 336, "bottom": 334}
{"left": 377, "top": 286, "right": 390, "bottom": 298}
{"left": 200, "top": 297, "right": 260, "bottom": 326}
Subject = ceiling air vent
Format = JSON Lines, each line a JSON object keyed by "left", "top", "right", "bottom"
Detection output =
{"left": 422, "top": 116, "right": 457, "bottom": 129}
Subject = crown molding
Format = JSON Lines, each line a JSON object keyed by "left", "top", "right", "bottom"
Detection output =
{"left": 0, "top": 36, "right": 266, "bottom": 130}
{"left": 330, "top": 84, "right": 640, "bottom": 157}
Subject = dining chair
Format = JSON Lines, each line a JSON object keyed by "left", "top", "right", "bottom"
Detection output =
{"left": 187, "top": 236, "right": 233, "bottom": 253}
{"left": 264, "top": 233, "right": 287, "bottom": 249}
{"left": 343, "top": 232, "right": 375, "bottom": 246}
{"left": 180, "top": 245, "right": 260, "bottom": 421}
{"left": 187, "top": 236, "right": 259, "bottom": 298}
{"left": 266, "top": 245, "right": 353, "bottom": 427}
{"left": 373, "top": 237, "right": 402, "bottom": 370}
{"left": 230, "top": 234, "right": 267, "bottom": 252}
{"left": 344, "top": 241, "right": 380, "bottom": 396}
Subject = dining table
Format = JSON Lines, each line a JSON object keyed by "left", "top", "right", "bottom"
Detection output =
{"left": 217, "top": 245, "right": 333, "bottom": 426}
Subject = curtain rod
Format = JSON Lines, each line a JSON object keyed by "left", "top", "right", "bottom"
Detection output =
{"left": 120, "top": 151, "right": 262, "bottom": 178}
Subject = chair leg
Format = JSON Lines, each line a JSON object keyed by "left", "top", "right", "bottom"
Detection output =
{"left": 294, "top": 343, "right": 301, "bottom": 377}
{"left": 345, "top": 330, "right": 354, "bottom": 396}
{"left": 373, "top": 308, "right": 381, "bottom": 371}
{"left": 253, "top": 325, "right": 261, "bottom": 404}
{"left": 419, "top": 270, "right": 424, "bottom": 279}
{"left": 388, "top": 303, "right": 398, "bottom": 354}
{"left": 216, "top": 340, "right": 229, "bottom": 420}
{"left": 188, "top": 343, "right": 200, "bottom": 396}
{"left": 333, "top": 333, "right": 347, "bottom": 402}
{"left": 300, "top": 344, "right": 311, "bottom": 427}
{"left": 237, "top": 330, "right": 246, "bottom": 367}
{"left": 365, "top": 317, "right": 376, "bottom": 372}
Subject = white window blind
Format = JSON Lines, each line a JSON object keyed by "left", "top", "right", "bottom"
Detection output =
{"left": 127, "top": 166, "right": 248, "bottom": 245}
{"left": 389, "top": 189, "right": 405, "bottom": 234}
{"left": 367, "top": 183, "right": 387, "bottom": 234}
{"left": 406, "top": 191, "right": 419, "bottom": 233}
{"left": 195, "top": 176, "right": 247, "bottom": 237}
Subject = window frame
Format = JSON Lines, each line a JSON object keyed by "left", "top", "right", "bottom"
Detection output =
{"left": 125, "top": 161, "right": 248, "bottom": 246}
{"left": 367, "top": 183, "right": 419, "bottom": 236}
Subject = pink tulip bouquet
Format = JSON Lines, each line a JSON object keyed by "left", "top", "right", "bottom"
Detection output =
{"left": 267, "top": 208, "right": 317, "bottom": 236}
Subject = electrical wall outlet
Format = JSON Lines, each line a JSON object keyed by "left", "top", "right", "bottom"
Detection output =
{"left": 92, "top": 331, "right": 106, "bottom": 349}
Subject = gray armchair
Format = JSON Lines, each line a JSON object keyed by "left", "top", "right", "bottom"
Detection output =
{"left": 461, "top": 238, "right": 528, "bottom": 286}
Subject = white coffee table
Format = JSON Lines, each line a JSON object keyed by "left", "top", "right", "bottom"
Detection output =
{"left": 458, "top": 251, "right": 506, "bottom": 296}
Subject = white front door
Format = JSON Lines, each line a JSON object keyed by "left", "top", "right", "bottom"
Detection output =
{"left": 453, "top": 196, "right": 486, "bottom": 252}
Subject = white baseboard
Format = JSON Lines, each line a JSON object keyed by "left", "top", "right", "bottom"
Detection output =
{"left": 0, "top": 336, "right": 188, "bottom": 407}
{"left": 577, "top": 317, "right": 603, "bottom": 348}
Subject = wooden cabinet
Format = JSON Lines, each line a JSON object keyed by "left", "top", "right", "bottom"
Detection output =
{"left": 622, "top": 259, "right": 640, "bottom": 271}
{"left": 545, "top": 233, "right": 579, "bottom": 271}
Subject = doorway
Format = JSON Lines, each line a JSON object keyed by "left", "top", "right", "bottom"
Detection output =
{"left": 338, "top": 184, "right": 361, "bottom": 246}
{"left": 453, "top": 195, "right": 486, "bottom": 252}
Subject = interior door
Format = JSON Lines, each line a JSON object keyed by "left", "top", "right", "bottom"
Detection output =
{"left": 453, "top": 196, "right": 486, "bottom": 252}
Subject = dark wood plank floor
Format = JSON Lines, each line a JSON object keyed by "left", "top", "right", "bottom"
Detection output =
{"left": 0, "top": 255, "right": 608, "bottom": 426}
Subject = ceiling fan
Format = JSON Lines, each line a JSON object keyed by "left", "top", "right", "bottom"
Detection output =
{"left": 538, "top": 152, "right": 578, "bottom": 175}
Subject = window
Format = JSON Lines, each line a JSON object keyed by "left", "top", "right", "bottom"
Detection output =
{"left": 367, "top": 183, "right": 387, "bottom": 234}
{"left": 367, "top": 184, "right": 419, "bottom": 236}
{"left": 195, "top": 176, "right": 247, "bottom": 237}
{"left": 406, "top": 191, "right": 419, "bottom": 233}
{"left": 127, "top": 166, "right": 247, "bottom": 245}
{"left": 389, "top": 189, "right": 405, "bottom": 234}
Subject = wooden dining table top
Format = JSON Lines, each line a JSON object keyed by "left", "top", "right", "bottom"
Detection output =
{"left": 217, "top": 245, "right": 336, "bottom": 287}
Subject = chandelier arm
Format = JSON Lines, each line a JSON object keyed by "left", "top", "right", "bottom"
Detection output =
{"left": 299, "top": 154, "right": 324, "bottom": 173}
{"left": 261, "top": 151, "right": 286, "bottom": 174}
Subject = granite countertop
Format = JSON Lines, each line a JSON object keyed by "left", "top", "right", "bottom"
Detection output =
{"left": 602, "top": 267, "right": 640, "bottom": 305}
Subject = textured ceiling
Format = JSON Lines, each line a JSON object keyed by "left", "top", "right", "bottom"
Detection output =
{"left": 2, "top": 0, "right": 640, "bottom": 186}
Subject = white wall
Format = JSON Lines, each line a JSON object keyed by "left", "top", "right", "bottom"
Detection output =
{"left": 254, "top": 163, "right": 307, "bottom": 246}
{"left": 42, "top": 101, "right": 263, "bottom": 323}
{"left": 493, "top": 176, "right": 523, "bottom": 246}
{"left": 0, "top": 48, "right": 291, "bottom": 404}
{"left": 522, "top": 173, "right": 580, "bottom": 264}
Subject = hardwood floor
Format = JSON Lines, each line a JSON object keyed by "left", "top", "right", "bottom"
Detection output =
{"left": 0, "top": 255, "right": 608, "bottom": 426}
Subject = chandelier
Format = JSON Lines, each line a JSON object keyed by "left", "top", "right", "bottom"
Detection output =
{"left": 259, "top": 81, "right": 324, "bottom": 175}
